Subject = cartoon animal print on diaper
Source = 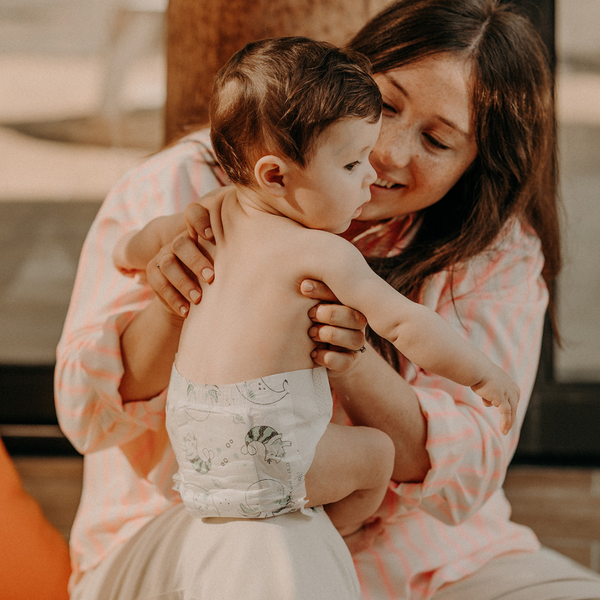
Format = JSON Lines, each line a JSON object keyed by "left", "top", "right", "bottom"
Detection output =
{"left": 183, "top": 384, "right": 219, "bottom": 423}
{"left": 241, "top": 426, "right": 291, "bottom": 464}
{"left": 180, "top": 482, "right": 221, "bottom": 517}
{"left": 238, "top": 479, "right": 293, "bottom": 518}
{"left": 183, "top": 432, "right": 215, "bottom": 474}
{"left": 235, "top": 377, "right": 290, "bottom": 405}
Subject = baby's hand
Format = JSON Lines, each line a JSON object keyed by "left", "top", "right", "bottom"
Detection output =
{"left": 470, "top": 366, "right": 520, "bottom": 435}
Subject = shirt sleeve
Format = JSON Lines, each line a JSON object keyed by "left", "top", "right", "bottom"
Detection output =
{"left": 390, "top": 219, "right": 549, "bottom": 525}
{"left": 54, "top": 131, "right": 225, "bottom": 455}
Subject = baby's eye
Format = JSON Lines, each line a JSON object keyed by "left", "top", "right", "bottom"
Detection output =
{"left": 345, "top": 161, "right": 360, "bottom": 171}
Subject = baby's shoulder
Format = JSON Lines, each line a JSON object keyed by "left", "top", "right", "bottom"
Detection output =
{"left": 279, "top": 224, "right": 353, "bottom": 255}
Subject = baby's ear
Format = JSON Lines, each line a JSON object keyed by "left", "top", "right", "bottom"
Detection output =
{"left": 254, "top": 155, "right": 289, "bottom": 196}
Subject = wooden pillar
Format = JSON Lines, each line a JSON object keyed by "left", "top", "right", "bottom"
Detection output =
{"left": 164, "top": 0, "right": 389, "bottom": 145}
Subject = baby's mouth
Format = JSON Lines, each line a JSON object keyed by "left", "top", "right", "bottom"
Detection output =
{"left": 374, "top": 177, "right": 401, "bottom": 189}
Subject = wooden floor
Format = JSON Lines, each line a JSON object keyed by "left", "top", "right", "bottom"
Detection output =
{"left": 11, "top": 457, "right": 600, "bottom": 574}
{"left": 504, "top": 466, "right": 600, "bottom": 572}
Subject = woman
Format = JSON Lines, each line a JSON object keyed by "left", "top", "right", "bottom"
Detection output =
{"left": 55, "top": 1, "right": 600, "bottom": 598}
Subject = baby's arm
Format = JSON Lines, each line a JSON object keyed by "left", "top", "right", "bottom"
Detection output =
{"left": 113, "top": 213, "right": 186, "bottom": 276}
{"left": 317, "top": 236, "right": 520, "bottom": 434}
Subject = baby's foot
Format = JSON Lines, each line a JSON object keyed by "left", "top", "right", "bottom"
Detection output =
{"left": 342, "top": 517, "right": 384, "bottom": 555}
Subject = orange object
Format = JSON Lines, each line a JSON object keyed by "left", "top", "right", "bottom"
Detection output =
{"left": 0, "top": 438, "right": 71, "bottom": 600}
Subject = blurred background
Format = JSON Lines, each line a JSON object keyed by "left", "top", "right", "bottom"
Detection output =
{"left": 0, "top": 0, "right": 165, "bottom": 452}
{"left": 0, "top": 0, "right": 164, "bottom": 361}
{"left": 0, "top": 0, "right": 599, "bottom": 572}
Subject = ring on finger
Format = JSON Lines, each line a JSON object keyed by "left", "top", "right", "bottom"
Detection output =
{"left": 353, "top": 345, "right": 367, "bottom": 354}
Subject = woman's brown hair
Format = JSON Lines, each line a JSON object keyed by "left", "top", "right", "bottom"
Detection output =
{"left": 349, "top": 0, "right": 561, "bottom": 366}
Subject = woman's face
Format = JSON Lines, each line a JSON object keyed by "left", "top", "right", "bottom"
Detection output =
{"left": 360, "top": 53, "right": 478, "bottom": 221}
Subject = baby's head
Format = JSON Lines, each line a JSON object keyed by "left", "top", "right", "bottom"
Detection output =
{"left": 209, "top": 37, "right": 382, "bottom": 187}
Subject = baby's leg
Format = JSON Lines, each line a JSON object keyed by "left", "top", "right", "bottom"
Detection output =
{"left": 304, "top": 423, "right": 395, "bottom": 537}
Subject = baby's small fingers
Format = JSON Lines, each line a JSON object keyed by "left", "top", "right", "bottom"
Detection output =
{"left": 510, "top": 390, "right": 520, "bottom": 412}
{"left": 497, "top": 403, "right": 516, "bottom": 435}
{"left": 500, "top": 412, "right": 515, "bottom": 435}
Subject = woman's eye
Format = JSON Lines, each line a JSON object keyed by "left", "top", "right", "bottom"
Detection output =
{"left": 382, "top": 102, "right": 397, "bottom": 115}
{"left": 345, "top": 161, "right": 360, "bottom": 171}
{"left": 423, "top": 133, "right": 450, "bottom": 150}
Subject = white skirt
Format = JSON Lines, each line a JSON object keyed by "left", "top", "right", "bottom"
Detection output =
{"left": 70, "top": 502, "right": 361, "bottom": 600}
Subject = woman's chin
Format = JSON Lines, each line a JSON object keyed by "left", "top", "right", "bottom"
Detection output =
{"left": 359, "top": 184, "right": 412, "bottom": 221}
{"left": 354, "top": 202, "right": 398, "bottom": 222}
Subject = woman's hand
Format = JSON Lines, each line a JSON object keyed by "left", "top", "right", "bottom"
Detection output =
{"left": 146, "top": 190, "right": 227, "bottom": 316}
{"left": 301, "top": 279, "right": 368, "bottom": 375}
{"left": 302, "top": 283, "right": 430, "bottom": 483}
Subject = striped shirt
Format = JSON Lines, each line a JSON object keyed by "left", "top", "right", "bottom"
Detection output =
{"left": 55, "top": 129, "right": 546, "bottom": 598}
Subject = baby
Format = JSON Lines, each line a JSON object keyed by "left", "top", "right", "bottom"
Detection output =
{"left": 114, "top": 37, "right": 519, "bottom": 537}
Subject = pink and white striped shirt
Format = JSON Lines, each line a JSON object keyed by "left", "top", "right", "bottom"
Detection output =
{"left": 55, "top": 129, "right": 546, "bottom": 599}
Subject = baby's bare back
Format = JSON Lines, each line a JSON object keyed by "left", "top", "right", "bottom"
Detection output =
{"left": 175, "top": 193, "right": 323, "bottom": 386}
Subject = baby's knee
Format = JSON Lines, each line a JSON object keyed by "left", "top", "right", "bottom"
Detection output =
{"left": 354, "top": 427, "right": 395, "bottom": 484}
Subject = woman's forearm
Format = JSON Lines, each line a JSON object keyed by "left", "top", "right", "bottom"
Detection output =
{"left": 119, "top": 297, "right": 185, "bottom": 403}
{"left": 329, "top": 345, "right": 430, "bottom": 483}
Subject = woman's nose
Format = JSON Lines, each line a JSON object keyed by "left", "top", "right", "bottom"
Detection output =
{"left": 373, "top": 122, "right": 412, "bottom": 171}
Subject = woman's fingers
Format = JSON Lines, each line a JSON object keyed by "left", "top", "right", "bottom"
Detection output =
{"left": 308, "top": 323, "right": 365, "bottom": 351}
{"left": 185, "top": 201, "right": 214, "bottom": 241}
{"left": 308, "top": 302, "right": 367, "bottom": 332}
{"left": 171, "top": 232, "right": 214, "bottom": 284}
{"left": 146, "top": 265, "right": 192, "bottom": 317}
{"left": 303, "top": 278, "right": 368, "bottom": 375}
{"left": 147, "top": 246, "right": 201, "bottom": 316}
{"left": 310, "top": 344, "right": 364, "bottom": 374}
{"left": 300, "top": 279, "right": 339, "bottom": 302}
{"left": 185, "top": 186, "right": 232, "bottom": 241}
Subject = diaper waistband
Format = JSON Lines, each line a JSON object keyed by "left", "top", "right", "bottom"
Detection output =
{"left": 169, "top": 365, "right": 331, "bottom": 409}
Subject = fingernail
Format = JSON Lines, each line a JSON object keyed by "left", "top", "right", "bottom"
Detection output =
{"left": 204, "top": 227, "right": 213, "bottom": 239}
{"left": 201, "top": 268, "right": 214, "bottom": 282}
{"left": 302, "top": 281, "right": 314, "bottom": 292}
{"left": 311, "top": 350, "right": 317, "bottom": 358}
{"left": 308, "top": 326, "right": 318, "bottom": 337}
{"left": 180, "top": 305, "right": 188, "bottom": 316}
{"left": 190, "top": 290, "right": 201, "bottom": 303}
{"left": 308, "top": 307, "right": 316, "bottom": 318}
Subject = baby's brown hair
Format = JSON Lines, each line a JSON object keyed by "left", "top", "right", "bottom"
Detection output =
{"left": 209, "top": 36, "right": 382, "bottom": 187}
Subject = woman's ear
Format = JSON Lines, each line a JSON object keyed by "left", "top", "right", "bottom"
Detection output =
{"left": 254, "top": 155, "right": 290, "bottom": 197}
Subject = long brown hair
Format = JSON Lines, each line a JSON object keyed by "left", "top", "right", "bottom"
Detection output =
{"left": 349, "top": 0, "right": 561, "bottom": 366}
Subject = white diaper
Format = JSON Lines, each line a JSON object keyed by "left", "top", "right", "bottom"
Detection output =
{"left": 165, "top": 365, "right": 332, "bottom": 519}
